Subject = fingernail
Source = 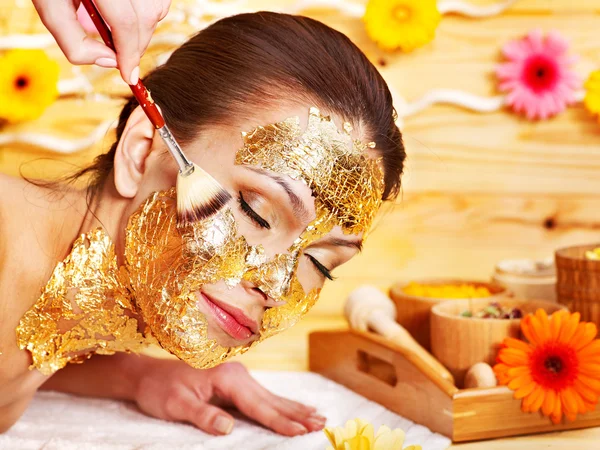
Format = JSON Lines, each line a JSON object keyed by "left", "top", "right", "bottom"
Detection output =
{"left": 214, "top": 416, "right": 234, "bottom": 435}
{"left": 94, "top": 57, "right": 117, "bottom": 68}
{"left": 306, "top": 417, "right": 325, "bottom": 430}
{"left": 291, "top": 423, "right": 308, "bottom": 435}
{"left": 130, "top": 66, "right": 140, "bottom": 85}
{"left": 311, "top": 414, "right": 327, "bottom": 423}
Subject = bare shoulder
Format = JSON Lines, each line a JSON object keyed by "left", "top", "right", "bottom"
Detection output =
{"left": 0, "top": 174, "right": 49, "bottom": 423}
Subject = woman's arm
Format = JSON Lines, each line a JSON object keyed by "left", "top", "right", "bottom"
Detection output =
{"left": 41, "top": 353, "right": 326, "bottom": 436}
{"left": 41, "top": 353, "right": 142, "bottom": 401}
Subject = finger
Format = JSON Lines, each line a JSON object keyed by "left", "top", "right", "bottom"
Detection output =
{"left": 131, "top": 0, "right": 165, "bottom": 57}
{"left": 32, "top": 0, "right": 116, "bottom": 66}
{"left": 167, "top": 388, "right": 235, "bottom": 436}
{"left": 94, "top": 0, "right": 140, "bottom": 84}
{"left": 159, "top": 0, "right": 172, "bottom": 20}
{"left": 229, "top": 387, "right": 308, "bottom": 436}
{"left": 271, "top": 397, "right": 326, "bottom": 432}
{"left": 274, "top": 396, "right": 318, "bottom": 417}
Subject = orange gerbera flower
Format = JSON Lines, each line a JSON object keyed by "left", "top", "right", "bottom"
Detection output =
{"left": 494, "top": 309, "right": 600, "bottom": 424}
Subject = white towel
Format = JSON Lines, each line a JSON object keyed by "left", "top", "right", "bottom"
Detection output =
{"left": 1, "top": 371, "right": 451, "bottom": 450}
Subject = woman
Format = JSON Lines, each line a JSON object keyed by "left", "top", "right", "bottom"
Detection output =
{"left": 0, "top": 12, "right": 405, "bottom": 437}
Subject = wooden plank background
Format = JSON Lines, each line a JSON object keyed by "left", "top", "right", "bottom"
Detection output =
{"left": 2, "top": 2, "right": 600, "bottom": 447}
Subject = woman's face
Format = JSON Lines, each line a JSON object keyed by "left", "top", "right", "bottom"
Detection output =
{"left": 118, "top": 105, "right": 382, "bottom": 367}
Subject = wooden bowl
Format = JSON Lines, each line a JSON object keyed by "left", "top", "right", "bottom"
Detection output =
{"left": 556, "top": 243, "right": 600, "bottom": 327}
{"left": 492, "top": 258, "right": 556, "bottom": 302}
{"left": 389, "top": 279, "right": 507, "bottom": 350}
{"left": 430, "top": 298, "right": 566, "bottom": 387}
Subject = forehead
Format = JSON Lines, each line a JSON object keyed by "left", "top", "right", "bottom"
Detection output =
{"left": 235, "top": 107, "right": 384, "bottom": 236}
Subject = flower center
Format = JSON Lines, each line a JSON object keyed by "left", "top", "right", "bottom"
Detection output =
{"left": 530, "top": 342, "right": 579, "bottom": 391}
{"left": 523, "top": 55, "right": 559, "bottom": 93}
{"left": 14, "top": 76, "right": 29, "bottom": 90}
{"left": 392, "top": 6, "right": 411, "bottom": 22}
{"left": 544, "top": 355, "right": 563, "bottom": 373}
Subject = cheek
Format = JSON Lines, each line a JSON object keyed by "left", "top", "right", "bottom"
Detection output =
{"left": 294, "top": 256, "right": 325, "bottom": 293}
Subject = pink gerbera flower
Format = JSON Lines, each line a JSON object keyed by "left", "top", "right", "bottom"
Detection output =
{"left": 497, "top": 30, "right": 581, "bottom": 120}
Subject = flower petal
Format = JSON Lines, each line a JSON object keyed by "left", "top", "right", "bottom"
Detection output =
{"left": 514, "top": 381, "right": 536, "bottom": 399}
{"left": 551, "top": 396, "right": 563, "bottom": 424}
{"left": 579, "top": 364, "right": 600, "bottom": 378}
{"left": 509, "top": 374, "right": 533, "bottom": 391}
{"left": 550, "top": 311, "right": 566, "bottom": 341}
{"left": 542, "top": 389, "right": 557, "bottom": 416}
{"left": 521, "top": 315, "right": 539, "bottom": 346}
{"left": 529, "top": 386, "right": 546, "bottom": 413}
{"left": 573, "top": 323, "right": 598, "bottom": 350}
{"left": 558, "top": 312, "right": 580, "bottom": 343}
{"left": 498, "top": 348, "right": 529, "bottom": 366}
{"left": 507, "top": 366, "right": 531, "bottom": 378}
{"left": 577, "top": 339, "right": 600, "bottom": 358}
{"left": 504, "top": 337, "right": 532, "bottom": 354}
{"left": 560, "top": 389, "right": 578, "bottom": 416}
{"left": 493, "top": 363, "right": 512, "bottom": 385}
{"left": 578, "top": 374, "right": 600, "bottom": 392}
{"left": 573, "top": 379, "right": 600, "bottom": 403}
{"left": 374, "top": 427, "right": 404, "bottom": 450}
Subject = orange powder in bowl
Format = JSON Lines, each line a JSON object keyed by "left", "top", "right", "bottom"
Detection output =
{"left": 403, "top": 282, "right": 492, "bottom": 299}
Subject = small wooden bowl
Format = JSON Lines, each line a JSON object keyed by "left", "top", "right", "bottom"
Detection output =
{"left": 556, "top": 243, "right": 600, "bottom": 327}
{"left": 430, "top": 298, "right": 566, "bottom": 387}
{"left": 492, "top": 258, "right": 556, "bottom": 302}
{"left": 389, "top": 280, "right": 507, "bottom": 350}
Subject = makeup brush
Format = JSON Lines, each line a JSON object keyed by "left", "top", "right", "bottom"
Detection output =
{"left": 81, "top": 0, "right": 231, "bottom": 225}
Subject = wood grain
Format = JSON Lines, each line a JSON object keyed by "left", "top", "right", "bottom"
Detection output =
{"left": 556, "top": 243, "right": 600, "bottom": 325}
{"left": 309, "top": 329, "right": 456, "bottom": 437}
{"left": 310, "top": 329, "right": 600, "bottom": 443}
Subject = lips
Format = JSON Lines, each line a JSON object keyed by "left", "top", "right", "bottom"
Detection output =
{"left": 199, "top": 292, "right": 259, "bottom": 341}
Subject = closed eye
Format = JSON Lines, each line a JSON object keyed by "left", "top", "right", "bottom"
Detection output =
{"left": 238, "top": 191, "right": 270, "bottom": 229}
{"left": 305, "top": 254, "right": 335, "bottom": 281}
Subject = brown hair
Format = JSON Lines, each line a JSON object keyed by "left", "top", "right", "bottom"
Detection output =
{"left": 77, "top": 12, "right": 405, "bottom": 201}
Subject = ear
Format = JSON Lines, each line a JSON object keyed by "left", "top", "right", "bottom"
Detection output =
{"left": 114, "top": 106, "right": 155, "bottom": 198}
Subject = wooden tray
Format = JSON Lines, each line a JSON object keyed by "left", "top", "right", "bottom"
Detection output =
{"left": 309, "top": 329, "right": 600, "bottom": 442}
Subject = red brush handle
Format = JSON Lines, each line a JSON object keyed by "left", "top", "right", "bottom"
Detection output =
{"left": 81, "top": 0, "right": 165, "bottom": 129}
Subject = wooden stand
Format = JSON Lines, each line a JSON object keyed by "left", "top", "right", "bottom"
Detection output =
{"left": 309, "top": 329, "right": 600, "bottom": 442}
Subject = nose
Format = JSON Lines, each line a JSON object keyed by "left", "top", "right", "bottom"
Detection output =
{"left": 240, "top": 279, "right": 285, "bottom": 308}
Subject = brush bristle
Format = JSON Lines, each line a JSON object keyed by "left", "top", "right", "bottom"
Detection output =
{"left": 176, "top": 164, "right": 232, "bottom": 226}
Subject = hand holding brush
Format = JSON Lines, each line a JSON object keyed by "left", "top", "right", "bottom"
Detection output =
{"left": 81, "top": 0, "right": 231, "bottom": 225}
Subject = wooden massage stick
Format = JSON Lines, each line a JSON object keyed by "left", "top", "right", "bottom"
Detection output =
{"left": 345, "top": 285, "right": 455, "bottom": 385}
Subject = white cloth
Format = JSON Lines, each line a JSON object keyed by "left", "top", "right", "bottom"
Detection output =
{"left": 1, "top": 371, "right": 451, "bottom": 450}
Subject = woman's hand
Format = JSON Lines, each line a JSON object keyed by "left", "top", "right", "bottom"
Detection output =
{"left": 31, "top": 0, "right": 171, "bottom": 84}
{"left": 134, "top": 358, "right": 327, "bottom": 436}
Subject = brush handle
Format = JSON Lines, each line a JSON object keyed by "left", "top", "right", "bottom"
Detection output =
{"left": 81, "top": 0, "right": 165, "bottom": 129}
{"left": 82, "top": 0, "right": 193, "bottom": 175}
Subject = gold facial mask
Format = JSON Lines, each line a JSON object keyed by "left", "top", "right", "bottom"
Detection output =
{"left": 17, "top": 108, "right": 383, "bottom": 375}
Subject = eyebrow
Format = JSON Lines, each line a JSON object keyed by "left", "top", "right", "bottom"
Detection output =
{"left": 245, "top": 167, "right": 311, "bottom": 222}
{"left": 321, "top": 236, "right": 363, "bottom": 252}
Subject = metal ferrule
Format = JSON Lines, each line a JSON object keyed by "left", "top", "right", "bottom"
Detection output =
{"left": 158, "top": 125, "right": 194, "bottom": 176}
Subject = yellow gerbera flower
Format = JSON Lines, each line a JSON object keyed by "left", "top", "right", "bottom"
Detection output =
{"left": 363, "top": 0, "right": 441, "bottom": 52}
{"left": 584, "top": 70, "right": 600, "bottom": 121}
{"left": 324, "top": 418, "right": 421, "bottom": 450}
{"left": 0, "top": 49, "right": 60, "bottom": 123}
